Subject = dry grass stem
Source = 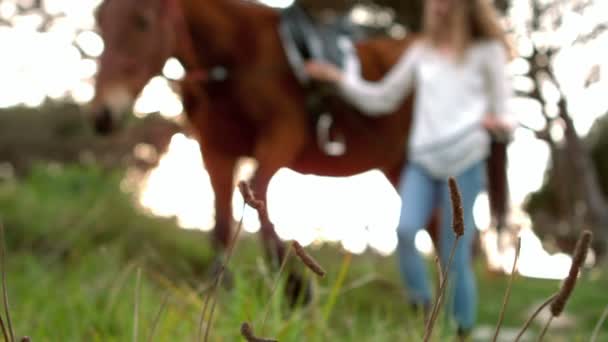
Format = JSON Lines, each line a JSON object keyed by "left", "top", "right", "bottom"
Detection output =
{"left": 146, "top": 292, "right": 169, "bottom": 342}
{"left": 537, "top": 315, "right": 553, "bottom": 341}
{"left": 492, "top": 237, "right": 522, "bottom": 342}
{"left": 133, "top": 268, "right": 142, "bottom": 342}
{"left": 423, "top": 235, "right": 460, "bottom": 342}
{"left": 0, "top": 222, "right": 14, "bottom": 342}
{"left": 0, "top": 316, "right": 8, "bottom": 342}
{"left": 239, "top": 181, "right": 265, "bottom": 215}
{"left": 197, "top": 292, "right": 211, "bottom": 342}
{"left": 423, "top": 177, "right": 465, "bottom": 342}
{"left": 590, "top": 303, "right": 608, "bottom": 342}
{"left": 323, "top": 252, "right": 352, "bottom": 323}
{"left": 550, "top": 230, "right": 591, "bottom": 317}
{"left": 240, "top": 322, "right": 278, "bottom": 342}
{"left": 261, "top": 243, "right": 294, "bottom": 332}
{"left": 434, "top": 256, "right": 443, "bottom": 286}
{"left": 202, "top": 181, "right": 259, "bottom": 341}
{"left": 514, "top": 293, "right": 557, "bottom": 342}
{"left": 524, "top": 230, "right": 592, "bottom": 342}
{"left": 292, "top": 241, "right": 325, "bottom": 277}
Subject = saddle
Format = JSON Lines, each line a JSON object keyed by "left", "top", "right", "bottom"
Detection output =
{"left": 279, "top": 4, "right": 361, "bottom": 156}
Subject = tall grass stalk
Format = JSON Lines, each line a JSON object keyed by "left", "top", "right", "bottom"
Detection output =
{"left": 133, "top": 267, "right": 142, "bottom": 342}
{"left": 260, "top": 243, "right": 293, "bottom": 333}
{"left": 492, "top": 237, "right": 522, "bottom": 342}
{"left": 0, "top": 222, "right": 14, "bottom": 342}
{"left": 536, "top": 315, "right": 553, "bottom": 341}
{"left": 423, "top": 177, "right": 464, "bottom": 342}
{"left": 590, "top": 303, "right": 608, "bottom": 342}
{"left": 423, "top": 235, "right": 460, "bottom": 342}
{"left": 514, "top": 293, "right": 556, "bottom": 342}
{"left": 200, "top": 203, "right": 246, "bottom": 342}
{"left": 146, "top": 292, "right": 169, "bottom": 342}
{"left": 322, "top": 252, "right": 352, "bottom": 323}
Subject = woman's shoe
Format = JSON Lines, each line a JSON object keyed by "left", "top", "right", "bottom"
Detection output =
{"left": 409, "top": 300, "right": 432, "bottom": 323}
{"left": 456, "top": 326, "right": 471, "bottom": 341}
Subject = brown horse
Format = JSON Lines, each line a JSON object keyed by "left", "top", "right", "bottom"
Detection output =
{"left": 91, "top": 0, "right": 508, "bottom": 285}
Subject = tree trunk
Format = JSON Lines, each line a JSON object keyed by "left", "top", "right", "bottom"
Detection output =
{"left": 558, "top": 97, "right": 608, "bottom": 256}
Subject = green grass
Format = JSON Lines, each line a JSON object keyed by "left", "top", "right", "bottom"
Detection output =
{"left": 0, "top": 164, "right": 606, "bottom": 341}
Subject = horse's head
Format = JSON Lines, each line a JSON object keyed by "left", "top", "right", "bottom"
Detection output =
{"left": 91, "top": 0, "right": 177, "bottom": 134}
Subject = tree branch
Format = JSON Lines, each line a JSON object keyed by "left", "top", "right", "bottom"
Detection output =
{"left": 574, "top": 23, "right": 608, "bottom": 44}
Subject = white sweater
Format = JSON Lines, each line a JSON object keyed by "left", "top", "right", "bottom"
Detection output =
{"left": 338, "top": 39, "right": 515, "bottom": 179}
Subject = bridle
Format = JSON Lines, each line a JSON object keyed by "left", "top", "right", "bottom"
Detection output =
{"left": 164, "top": 0, "right": 226, "bottom": 86}
{"left": 164, "top": 0, "right": 292, "bottom": 88}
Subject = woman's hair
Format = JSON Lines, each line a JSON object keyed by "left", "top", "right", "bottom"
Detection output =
{"left": 423, "top": 0, "right": 514, "bottom": 59}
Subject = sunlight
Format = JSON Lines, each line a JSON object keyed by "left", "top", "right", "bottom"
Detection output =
{"left": 136, "top": 133, "right": 573, "bottom": 280}
{"left": 133, "top": 77, "right": 183, "bottom": 118}
{"left": 479, "top": 206, "right": 573, "bottom": 279}
{"left": 162, "top": 58, "right": 186, "bottom": 81}
{"left": 350, "top": 6, "right": 374, "bottom": 26}
{"left": 517, "top": 225, "right": 572, "bottom": 280}
{"left": 71, "top": 81, "right": 95, "bottom": 104}
{"left": 136, "top": 134, "right": 403, "bottom": 255}
{"left": 265, "top": 168, "right": 401, "bottom": 254}
{"left": 506, "top": 128, "right": 550, "bottom": 205}
{"left": 0, "top": 1, "right": 100, "bottom": 109}
{"left": 0, "top": 1, "right": 17, "bottom": 19}
{"left": 139, "top": 133, "right": 215, "bottom": 231}
{"left": 75, "top": 30, "right": 104, "bottom": 57}
{"left": 0, "top": 0, "right": 602, "bottom": 282}
{"left": 257, "top": 0, "right": 294, "bottom": 9}
{"left": 415, "top": 231, "right": 434, "bottom": 256}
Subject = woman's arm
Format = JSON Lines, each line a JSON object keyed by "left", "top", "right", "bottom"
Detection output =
{"left": 483, "top": 41, "right": 518, "bottom": 135}
{"left": 305, "top": 43, "right": 422, "bottom": 116}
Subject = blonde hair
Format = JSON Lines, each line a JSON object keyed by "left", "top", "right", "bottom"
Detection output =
{"left": 423, "top": 0, "right": 514, "bottom": 60}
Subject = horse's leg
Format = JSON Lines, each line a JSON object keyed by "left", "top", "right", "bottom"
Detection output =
{"left": 480, "top": 141, "right": 509, "bottom": 268}
{"left": 201, "top": 146, "right": 238, "bottom": 286}
{"left": 250, "top": 170, "right": 285, "bottom": 264}
{"left": 250, "top": 119, "right": 310, "bottom": 307}
{"left": 487, "top": 140, "right": 509, "bottom": 232}
{"left": 251, "top": 166, "right": 313, "bottom": 308}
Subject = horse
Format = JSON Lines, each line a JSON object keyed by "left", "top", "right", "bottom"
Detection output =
{"left": 91, "top": 0, "right": 509, "bottom": 299}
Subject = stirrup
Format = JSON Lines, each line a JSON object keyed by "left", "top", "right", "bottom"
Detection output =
{"left": 316, "top": 112, "right": 346, "bottom": 156}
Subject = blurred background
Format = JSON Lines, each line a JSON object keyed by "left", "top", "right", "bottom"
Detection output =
{"left": 1, "top": 0, "right": 607, "bottom": 340}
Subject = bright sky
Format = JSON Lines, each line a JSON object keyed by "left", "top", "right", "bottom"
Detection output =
{"left": 1, "top": 0, "right": 606, "bottom": 279}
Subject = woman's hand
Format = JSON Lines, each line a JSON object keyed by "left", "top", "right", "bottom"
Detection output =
{"left": 482, "top": 115, "right": 514, "bottom": 131}
{"left": 304, "top": 61, "right": 343, "bottom": 84}
{"left": 483, "top": 114, "right": 516, "bottom": 142}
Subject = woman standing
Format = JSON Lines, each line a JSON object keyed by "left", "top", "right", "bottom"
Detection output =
{"left": 305, "top": 0, "right": 517, "bottom": 335}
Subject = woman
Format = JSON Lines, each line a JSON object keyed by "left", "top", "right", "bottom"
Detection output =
{"left": 305, "top": 0, "right": 517, "bottom": 335}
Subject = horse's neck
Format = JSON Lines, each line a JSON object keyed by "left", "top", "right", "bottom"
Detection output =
{"left": 178, "top": 0, "right": 277, "bottom": 69}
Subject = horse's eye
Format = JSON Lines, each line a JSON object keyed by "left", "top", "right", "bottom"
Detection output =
{"left": 134, "top": 13, "right": 151, "bottom": 32}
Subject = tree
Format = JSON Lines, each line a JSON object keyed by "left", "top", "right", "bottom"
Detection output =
{"left": 299, "top": 0, "right": 608, "bottom": 258}
{"left": 514, "top": 0, "right": 608, "bottom": 258}
{"left": 300, "top": 0, "right": 510, "bottom": 33}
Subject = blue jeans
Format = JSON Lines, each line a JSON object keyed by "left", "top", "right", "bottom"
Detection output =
{"left": 396, "top": 161, "right": 484, "bottom": 330}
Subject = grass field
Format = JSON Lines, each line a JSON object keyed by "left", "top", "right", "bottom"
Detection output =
{"left": 0, "top": 164, "right": 606, "bottom": 341}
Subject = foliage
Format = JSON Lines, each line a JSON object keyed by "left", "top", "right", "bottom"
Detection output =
{"left": 0, "top": 101, "right": 181, "bottom": 176}
{"left": 525, "top": 113, "right": 608, "bottom": 216}
{"left": 0, "top": 163, "right": 213, "bottom": 286}
{"left": 0, "top": 165, "right": 605, "bottom": 341}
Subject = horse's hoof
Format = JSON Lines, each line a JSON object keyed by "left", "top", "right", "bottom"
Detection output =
{"left": 206, "top": 257, "right": 234, "bottom": 291}
{"left": 284, "top": 271, "right": 313, "bottom": 308}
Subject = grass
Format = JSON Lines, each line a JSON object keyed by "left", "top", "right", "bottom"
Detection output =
{"left": 0, "top": 163, "right": 606, "bottom": 341}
